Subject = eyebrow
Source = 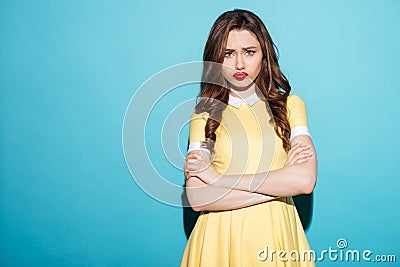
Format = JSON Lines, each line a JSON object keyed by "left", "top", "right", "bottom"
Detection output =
{"left": 225, "top": 46, "right": 258, "bottom": 51}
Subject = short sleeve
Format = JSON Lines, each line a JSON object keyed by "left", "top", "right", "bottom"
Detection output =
{"left": 287, "top": 94, "right": 312, "bottom": 141}
{"left": 187, "top": 111, "right": 211, "bottom": 154}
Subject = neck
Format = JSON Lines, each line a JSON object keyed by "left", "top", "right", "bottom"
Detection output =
{"left": 229, "top": 83, "right": 256, "bottom": 99}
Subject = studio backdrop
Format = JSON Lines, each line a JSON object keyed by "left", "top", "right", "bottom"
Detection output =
{"left": 0, "top": 1, "right": 399, "bottom": 266}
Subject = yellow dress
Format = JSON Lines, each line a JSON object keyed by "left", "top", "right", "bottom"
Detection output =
{"left": 181, "top": 94, "right": 315, "bottom": 267}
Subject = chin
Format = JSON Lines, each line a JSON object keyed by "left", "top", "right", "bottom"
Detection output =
{"left": 225, "top": 79, "right": 254, "bottom": 91}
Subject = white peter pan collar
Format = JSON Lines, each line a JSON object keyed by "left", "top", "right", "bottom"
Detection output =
{"left": 228, "top": 92, "right": 261, "bottom": 108}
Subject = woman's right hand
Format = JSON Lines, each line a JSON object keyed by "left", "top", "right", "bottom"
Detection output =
{"left": 284, "top": 142, "right": 314, "bottom": 167}
{"left": 184, "top": 151, "right": 201, "bottom": 180}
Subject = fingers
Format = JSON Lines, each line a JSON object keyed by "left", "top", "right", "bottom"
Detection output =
{"left": 293, "top": 151, "right": 313, "bottom": 162}
{"left": 184, "top": 162, "right": 203, "bottom": 181}
{"left": 289, "top": 152, "right": 313, "bottom": 165}
{"left": 185, "top": 155, "right": 211, "bottom": 172}
{"left": 290, "top": 142, "right": 311, "bottom": 155}
{"left": 186, "top": 150, "right": 211, "bottom": 162}
{"left": 184, "top": 162, "right": 198, "bottom": 180}
{"left": 285, "top": 142, "right": 314, "bottom": 166}
{"left": 293, "top": 157, "right": 312, "bottom": 164}
{"left": 184, "top": 150, "right": 212, "bottom": 180}
{"left": 286, "top": 143, "right": 308, "bottom": 164}
{"left": 285, "top": 142, "right": 301, "bottom": 164}
{"left": 186, "top": 150, "right": 201, "bottom": 160}
{"left": 185, "top": 159, "right": 210, "bottom": 171}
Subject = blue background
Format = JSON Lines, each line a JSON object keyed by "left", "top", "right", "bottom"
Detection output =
{"left": 1, "top": 0, "right": 399, "bottom": 266}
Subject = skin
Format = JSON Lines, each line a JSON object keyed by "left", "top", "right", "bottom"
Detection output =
{"left": 186, "top": 135, "right": 317, "bottom": 197}
{"left": 184, "top": 29, "right": 317, "bottom": 211}
{"left": 221, "top": 29, "right": 263, "bottom": 98}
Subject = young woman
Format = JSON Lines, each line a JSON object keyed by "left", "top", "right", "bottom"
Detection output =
{"left": 181, "top": 9, "right": 317, "bottom": 266}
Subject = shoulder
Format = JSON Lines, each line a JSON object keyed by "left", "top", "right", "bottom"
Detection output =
{"left": 286, "top": 94, "right": 307, "bottom": 114}
{"left": 287, "top": 94, "right": 306, "bottom": 107}
{"left": 286, "top": 93, "right": 309, "bottom": 128}
{"left": 191, "top": 111, "right": 209, "bottom": 120}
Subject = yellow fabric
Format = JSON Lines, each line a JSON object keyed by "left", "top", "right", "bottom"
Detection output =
{"left": 181, "top": 94, "right": 315, "bottom": 267}
{"left": 287, "top": 94, "right": 309, "bottom": 128}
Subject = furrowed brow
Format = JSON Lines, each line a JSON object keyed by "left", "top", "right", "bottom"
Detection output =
{"left": 242, "top": 46, "right": 258, "bottom": 50}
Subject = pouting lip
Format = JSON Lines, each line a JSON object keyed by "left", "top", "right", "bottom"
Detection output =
{"left": 233, "top": 72, "right": 249, "bottom": 80}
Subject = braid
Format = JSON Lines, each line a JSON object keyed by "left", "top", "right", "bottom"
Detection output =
{"left": 195, "top": 84, "right": 229, "bottom": 154}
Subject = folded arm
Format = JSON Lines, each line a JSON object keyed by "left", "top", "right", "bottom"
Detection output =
{"left": 212, "top": 135, "right": 317, "bottom": 196}
{"left": 185, "top": 176, "right": 276, "bottom": 212}
{"left": 184, "top": 150, "right": 276, "bottom": 211}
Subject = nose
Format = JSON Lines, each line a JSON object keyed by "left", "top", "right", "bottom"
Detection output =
{"left": 236, "top": 54, "right": 245, "bottom": 70}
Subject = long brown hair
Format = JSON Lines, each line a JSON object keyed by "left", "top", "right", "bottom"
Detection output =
{"left": 196, "top": 9, "right": 292, "bottom": 153}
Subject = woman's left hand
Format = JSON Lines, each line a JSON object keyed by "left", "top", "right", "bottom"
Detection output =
{"left": 184, "top": 150, "right": 220, "bottom": 184}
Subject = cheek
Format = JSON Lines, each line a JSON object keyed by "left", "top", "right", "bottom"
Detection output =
{"left": 248, "top": 57, "right": 263, "bottom": 75}
{"left": 222, "top": 58, "right": 234, "bottom": 68}
{"left": 221, "top": 61, "right": 235, "bottom": 77}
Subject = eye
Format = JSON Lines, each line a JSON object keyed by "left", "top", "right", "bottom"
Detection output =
{"left": 245, "top": 50, "right": 256, "bottom": 56}
{"left": 224, "top": 51, "right": 234, "bottom": 58}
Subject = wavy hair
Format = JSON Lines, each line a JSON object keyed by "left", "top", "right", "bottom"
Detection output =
{"left": 195, "top": 9, "right": 292, "bottom": 153}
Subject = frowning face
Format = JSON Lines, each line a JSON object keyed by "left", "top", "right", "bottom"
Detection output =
{"left": 221, "top": 29, "right": 263, "bottom": 92}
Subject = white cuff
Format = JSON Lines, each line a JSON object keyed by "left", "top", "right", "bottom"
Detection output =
{"left": 187, "top": 142, "right": 211, "bottom": 154}
{"left": 290, "top": 126, "right": 311, "bottom": 141}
